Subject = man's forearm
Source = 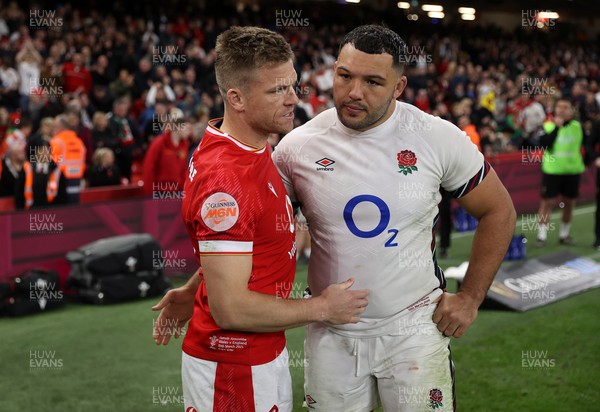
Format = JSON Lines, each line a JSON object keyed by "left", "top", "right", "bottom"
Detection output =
{"left": 459, "top": 207, "right": 516, "bottom": 305}
{"left": 214, "top": 291, "right": 329, "bottom": 333}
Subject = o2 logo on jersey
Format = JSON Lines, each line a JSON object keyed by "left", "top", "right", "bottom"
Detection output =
{"left": 343, "top": 195, "right": 398, "bottom": 247}
{"left": 201, "top": 192, "right": 239, "bottom": 232}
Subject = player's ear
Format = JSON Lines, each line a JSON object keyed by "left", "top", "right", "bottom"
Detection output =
{"left": 393, "top": 75, "right": 408, "bottom": 100}
{"left": 333, "top": 60, "right": 338, "bottom": 73}
{"left": 225, "top": 88, "right": 245, "bottom": 112}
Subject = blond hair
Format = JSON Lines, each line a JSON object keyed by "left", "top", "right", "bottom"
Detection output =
{"left": 92, "top": 147, "right": 113, "bottom": 167}
{"left": 92, "top": 111, "right": 107, "bottom": 129}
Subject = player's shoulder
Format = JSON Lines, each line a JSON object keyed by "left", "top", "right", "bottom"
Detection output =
{"left": 396, "top": 101, "right": 466, "bottom": 146}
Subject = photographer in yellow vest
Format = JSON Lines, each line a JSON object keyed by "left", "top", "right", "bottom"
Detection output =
{"left": 537, "top": 98, "right": 585, "bottom": 246}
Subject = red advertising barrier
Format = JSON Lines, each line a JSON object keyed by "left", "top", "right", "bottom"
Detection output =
{"left": 0, "top": 197, "right": 196, "bottom": 282}
{"left": 488, "top": 153, "right": 596, "bottom": 214}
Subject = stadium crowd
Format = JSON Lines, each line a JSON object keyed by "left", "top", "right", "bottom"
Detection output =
{"left": 0, "top": 1, "right": 599, "bottom": 208}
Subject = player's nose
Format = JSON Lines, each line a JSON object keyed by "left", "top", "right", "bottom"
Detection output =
{"left": 348, "top": 79, "right": 363, "bottom": 100}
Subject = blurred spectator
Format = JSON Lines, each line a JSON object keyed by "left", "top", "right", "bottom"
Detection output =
{"left": 26, "top": 117, "right": 55, "bottom": 159}
{"left": 27, "top": 89, "right": 63, "bottom": 131}
{"left": 50, "top": 114, "right": 86, "bottom": 203}
{"left": 0, "top": 138, "right": 25, "bottom": 197}
{"left": 65, "top": 105, "right": 94, "bottom": 166}
{"left": 414, "top": 89, "right": 431, "bottom": 113}
{"left": 91, "top": 55, "right": 112, "bottom": 87}
{"left": 1, "top": 117, "right": 32, "bottom": 158}
{"left": 0, "top": 107, "right": 11, "bottom": 143}
{"left": 188, "top": 105, "right": 210, "bottom": 156}
{"left": 146, "top": 81, "right": 176, "bottom": 107}
{"left": 107, "top": 97, "right": 139, "bottom": 180}
{"left": 458, "top": 115, "right": 481, "bottom": 152}
{"left": 517, "top": 94, "right": 546, "bottom": 147}
{"left": 0, "top": 57, "right": 19, "bottom": 111}
{"left": 141, "top": 99, "right": 170, "bottom": 146}
{"left": 90, "top": 85, "right": 114, "bottom": 113}
{"left": 91, "top": 111, "right": 118, "bottom": 151}
{"left": 109, "top": 69, "right": 135, "bottom": 99}
{"left": 88, "top": 147, "right": 124, "bottom": 187}
{"left": 15, "top": 140, "right": 67, "bottom": 209}
{"left": 133, "top": 58, "right": 154, "bottom": 98}
{"left": 142, "top": 108, "right": 190, "bottom": 196}
{"left": 38, "top": 56, "right": 63, "bottom": 98}
{"left": 62, "top": 53, "right": 92, "bottom": 95}
{"left": 15, "top": 41, "right": 42, "bottom": 112}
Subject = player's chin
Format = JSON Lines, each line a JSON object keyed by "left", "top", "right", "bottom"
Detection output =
{"left": 339, "top": 113, "right": 368, "bottom": 130}
{"left": 274, "top": 117, "right": 295, "bottom": 134}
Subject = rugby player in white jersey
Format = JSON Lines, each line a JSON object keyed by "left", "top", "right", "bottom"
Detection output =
{"left": 273, "top": 25, "right": 516, "bottom": 411}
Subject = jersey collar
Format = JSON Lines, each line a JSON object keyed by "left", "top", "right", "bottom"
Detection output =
{"left": 207, "top": 118, "right": 267, "bottom": 154}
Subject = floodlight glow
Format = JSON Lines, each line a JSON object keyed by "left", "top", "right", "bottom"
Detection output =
{"left": 427, "top": 11, "right": 445, "bottom": 18}
{"left": 422, "top": 4, "right": 444, "bottom": 12}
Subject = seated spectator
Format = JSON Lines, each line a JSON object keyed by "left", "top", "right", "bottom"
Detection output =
{"left": 15, "top": 140, "right": 67, "bottom": 209}
{"left": 88, "top": 147, "right": 124, "bottom": 187}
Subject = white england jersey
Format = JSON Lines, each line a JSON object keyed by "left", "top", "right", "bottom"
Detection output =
{"left": 273, "top": 101, "right": 488, "bottom": 336}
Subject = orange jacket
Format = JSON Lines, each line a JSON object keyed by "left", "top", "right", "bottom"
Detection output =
{"left": 50, "top": 130, "right": 86, "bottom": 179}
{"left": 23, "top": 161, "right": 60, "bottom": 209}
{"left": 463, "top": 124, "right": 482, "bottom": 152}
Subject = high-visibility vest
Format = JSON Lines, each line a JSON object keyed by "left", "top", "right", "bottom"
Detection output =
{"left": 50, "top": 130, "right": 86, "bottom": 179}
{"left": 541, "top": 120, "right": 585, "bottom": 175}
{"left": 23, "top": 161, "right": 60, "bottom": 209}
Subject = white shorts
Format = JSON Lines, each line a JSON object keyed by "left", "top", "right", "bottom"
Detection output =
{"left": 304, "top": 302, "right": 455, "bottom": 412}
{"left": 182, "top": 348, "right": 293, "bottom": 412}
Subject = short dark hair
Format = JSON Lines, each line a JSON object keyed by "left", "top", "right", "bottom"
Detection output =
{"left": 339, "top": 25, "right": 407, "bottom": 73}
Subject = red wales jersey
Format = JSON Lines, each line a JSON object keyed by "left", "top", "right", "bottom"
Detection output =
{"left": 181, "top": 119, "right": 297, "bottom": 365}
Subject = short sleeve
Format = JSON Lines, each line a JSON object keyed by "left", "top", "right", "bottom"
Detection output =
{"left": 194, "top": 167, "right": 262, "bottom": 256}
{"left": 437, "top": 121, "right": 489, "bottom": 198}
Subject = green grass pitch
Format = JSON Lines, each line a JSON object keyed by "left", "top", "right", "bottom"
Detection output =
{"left": 1, "top": 205, "right": 599, "bottom": 411}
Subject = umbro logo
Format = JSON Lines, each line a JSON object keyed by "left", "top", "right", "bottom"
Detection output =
{"left": 315, "top": 157, "right": 335, "bottom": 171}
